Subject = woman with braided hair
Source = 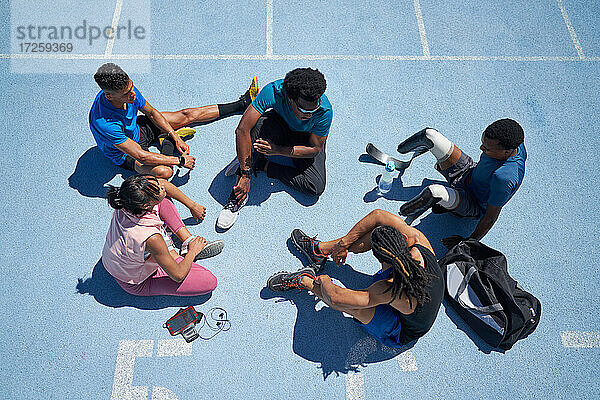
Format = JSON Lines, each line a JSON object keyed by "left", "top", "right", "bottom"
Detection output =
{"left": 267, "top": 209, "right": 444, "bottom": 347}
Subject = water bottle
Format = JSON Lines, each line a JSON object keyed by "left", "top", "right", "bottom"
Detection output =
{"left": 378, "top": 161, "right": 395, "bottom": 193}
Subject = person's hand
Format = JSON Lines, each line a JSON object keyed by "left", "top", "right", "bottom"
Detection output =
{"left": 181, "top": 153, "right": 196, "bottom": 170}
{"left": 253, "top": 138, "right": 280, "bottom": 155}
{"left": 233, "top": 175, "right": 251, "bottom": 201}
{"left": 442, "top": 235, "right": 466, "bottom": 249}
{"left": 310, "top": 275, "right": 324, "bottom": 297}
{"left": 313, "top": 275, "right": 334, "bottom": 303}
{"left": 330, "top": 239, "right": 350, "bottom": 266}
{"left": 187, "top": 236, "right": 208, "bottom": 257}
{"left": 175, "top": 137, "right": 190, "bottom": 155}
{"left": 189, "top": 202, "right": 206, "bottom": 222}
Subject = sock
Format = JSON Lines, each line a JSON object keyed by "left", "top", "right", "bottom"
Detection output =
{"left": 218, "top": 98, "right": 246, "bottom": 118}
{"left": 425, "top": 128, "right": 454, "bottom": 162}
{"left": 180, "top": 236, "right": 194, "bottom": 255}
{"left": 314, "top": 241, "right": 325, "bottom": 257}
{"left": 429, "top": 184, "right": 459, "bottom": 209}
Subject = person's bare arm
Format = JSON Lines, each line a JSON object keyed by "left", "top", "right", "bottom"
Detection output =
{"left": 308, "top": 275, "right": 414, "bottom": 314}
{"left": 254, "top": 133, "right": 326, "bottom": 158}
{"left": 140, "top": 102, "right": 189, "bottom": 154}
{"left": 442, "top": 205, "right": 502, "bottom": 248}
{"left": 331, "top": 209, "right": 432, "bottom": 261}
{"left": 145, "top": 234, "right": 206, "bottom": 283}
{"left": 233, "top": 105, "right": 262, "bottom": 201}
{"left": 470, "top": 205, "right": 502, "bottom": 239}
{"left": 115, "top": 138, "right": 195, "bottom": 169}
{"left": 235, "top": 104, "right": 262, "bottom": 169}
{"left": 160, "top": 179, "right": 206, "bottom": 221}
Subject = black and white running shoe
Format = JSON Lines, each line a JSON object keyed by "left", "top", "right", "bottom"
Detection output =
{"left": 216, "top": 192, "right": 248, "bottom": 230}
{"left": 266, "top": 267, "right": 316, "bottom": 291}
{"left": 290, "top": 229, "right": 327, "bottom": 270}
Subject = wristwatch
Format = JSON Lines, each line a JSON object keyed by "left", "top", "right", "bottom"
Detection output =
{"left": 178, "top": 156, "right": 186, "bottom": 167}
{"left": 239, "top": 168, "right": 253, "bottom": 177}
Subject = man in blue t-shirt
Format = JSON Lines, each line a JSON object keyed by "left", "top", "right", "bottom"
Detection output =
{"left": 89, "top": 63, "right": 258, "bottom": 179}
{"left": 396, "top": 118, "right": 526, "bottom": 248}
{"left": 217, "top": 68, "right": 333, "bottom": 230}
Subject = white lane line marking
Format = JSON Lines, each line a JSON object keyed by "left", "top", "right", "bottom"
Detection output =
{"left": 105, "top": 0, "right": 124, "bottom": 56}
{"left": 151, "top": 386, "right": 180, "bottom": 400}
{"left": 266, "top": 0, "right": 273, "bottom": 56}
{"left": 561, "top": 331, "right": 600, "bottom": 348}
{"left": 156, "top": 339, "right": 192, "bottom": 357}
{"left": 382, "top": 344, "right": 419, "bottom": 371}
{"left": 346, "top": 372, "right": 365, "bottom": 400}
{"left": 2, "top": 53, "right": 600, "bottom": 62}
{"left": 396, "top": 350, "right": 418, "bottom": 371}
{"left": 111, "top": 340, "right": 154, "bottom": 400}
{"left": 556, "top": 0, "right": 585, "bottom": 60}
{"left": 413, "top": 0, "right": 430, "bottom": 58}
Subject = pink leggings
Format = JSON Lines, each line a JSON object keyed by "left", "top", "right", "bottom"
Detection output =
{"left": 115, "top": 198, "right": 218, "bottom": 296}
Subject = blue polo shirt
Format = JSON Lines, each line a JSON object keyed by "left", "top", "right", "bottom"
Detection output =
{"left": 252, "top": 79, "right": 333, "bottom": 137}
{"left": 89, "top": 86, "right": 147, "bottom": 165}
{"left": 466, "top": 143, "right": 527, "bottom": 208}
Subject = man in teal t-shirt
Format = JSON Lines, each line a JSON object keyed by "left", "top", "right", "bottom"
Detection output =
{"left": 217, "top": 68, "right": 333, "bottom": 230}
{"left": 396, "top": 119, "right": 526, "bottom": 248}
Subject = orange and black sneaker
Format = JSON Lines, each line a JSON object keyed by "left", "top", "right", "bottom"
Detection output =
{"left": 291, "top": 229, "right": 327, "bottom": 268}
{"left": 267, "top": 267, "right": 316, "bottom": 291}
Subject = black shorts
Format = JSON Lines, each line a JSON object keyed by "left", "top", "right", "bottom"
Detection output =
{"left": 119, "top": 115, "right": 172, "bottom": 171}
{"left": 250, "top": 110, "right": 327, "bottom": 196}
{"left": 434, "top": 152, "right": 483, "bottom": 218}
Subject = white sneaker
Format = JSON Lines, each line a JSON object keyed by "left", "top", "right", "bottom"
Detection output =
{"left": 195, "top": 240, "right": 225, "bottom": 260}
{"left": 180, "top": 238, "right": 225, "bottom": 260}
{"left": 224, "top": 157, "right": 240, "bottom": 177}
{"left": 217, "top": 193, "right": 248, "bottom": 229}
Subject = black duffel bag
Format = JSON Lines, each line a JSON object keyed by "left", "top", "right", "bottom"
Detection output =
{"left": 439, "top": 239, "right": 541, "bottom": 350}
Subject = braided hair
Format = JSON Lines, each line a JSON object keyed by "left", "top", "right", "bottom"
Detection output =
{"left": 370, "top": 225, "right": 433, "bottom": 308}
{"left": 106, "top": 175, "right": 161, "bottom": 215}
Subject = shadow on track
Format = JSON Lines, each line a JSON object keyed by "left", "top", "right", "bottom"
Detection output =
{"left": 76, "top": 259, "right": 212, "bottom": 310}
{"left": 68, "top": 146, "right": 135, "bottom": 198}
{"left": 208, "top": 166, "right": 319, "bottom": 232}
{"left": 260, "top": 260, "right": 415, "bottom": 379}
{"left": 68, "top": 146, "right": 193, "bottom": 199}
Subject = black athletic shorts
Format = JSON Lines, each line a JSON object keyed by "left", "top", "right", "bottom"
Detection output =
{"left": 119, "top": 115, "right": 167, "bottom": 171}
{"left": 434, "top": 152, "right": 483, "bottom": 218}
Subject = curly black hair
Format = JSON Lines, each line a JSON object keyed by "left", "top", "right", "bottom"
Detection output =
{"left": 370, "top": 225, "right": 434, "bottom": 309}
{"left": 483, "top": 118, "right": 524, "bottom": 150}
{"left": 282, "top": 68, "right": 326, "bottom": 102}
{"left": 94, "top": 63, "right": 130, "bottom": 92}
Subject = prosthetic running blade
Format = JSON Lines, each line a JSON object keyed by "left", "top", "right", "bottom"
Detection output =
{"left": 366, "top": 143, "right": 423, "bottom": 171}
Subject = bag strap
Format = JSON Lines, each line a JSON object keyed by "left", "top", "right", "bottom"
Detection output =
{"left": 454, "top": 266, "right": 504, "bottom": 314}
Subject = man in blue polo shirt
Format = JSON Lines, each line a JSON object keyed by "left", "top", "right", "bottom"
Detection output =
{"left": 89, "top": 63, "right": 258, "bottom": 179}
{"left": 217, "top": 68, "right": 333, "bottom": 229}
{"left": 396, "top": 118, "right": 526, "bottom": 247}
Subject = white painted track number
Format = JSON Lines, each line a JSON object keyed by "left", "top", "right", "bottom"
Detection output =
{"left": 111, "top": 339, "right": 192, "bottom": 400}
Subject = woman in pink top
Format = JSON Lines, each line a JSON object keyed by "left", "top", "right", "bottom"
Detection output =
{"left": 102, "top": 175, "right": 223, "bottom": 296}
